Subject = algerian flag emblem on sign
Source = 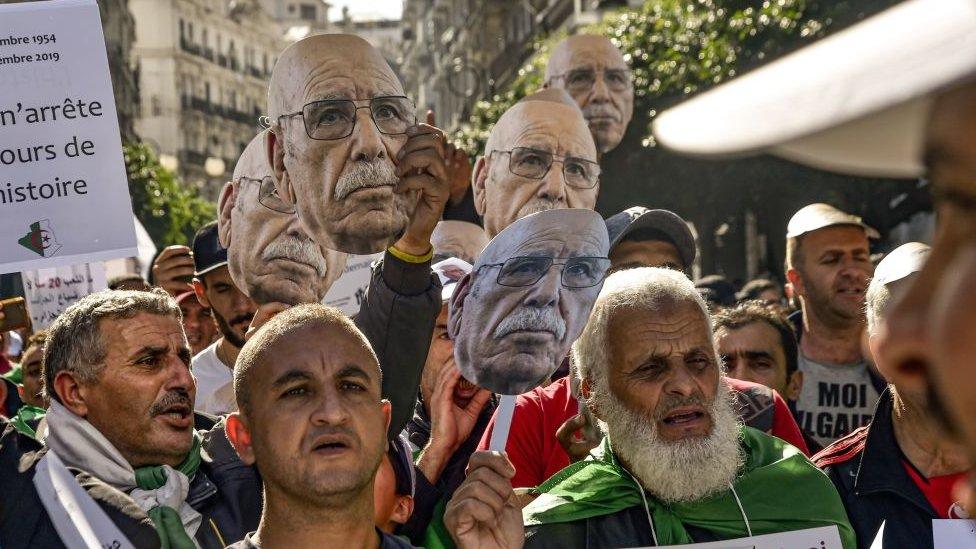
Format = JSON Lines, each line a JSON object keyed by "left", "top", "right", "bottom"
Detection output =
{"left": 18, "top": 220, "right": 63, "bottom": 258}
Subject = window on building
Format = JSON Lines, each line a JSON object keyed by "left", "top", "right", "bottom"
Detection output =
{"left": 179, "top": 19, "right": 185, "bottom": 41}
{"left": 151, "top": 96, "right": 162, "bottom": 117}
{"left": 299, "top": 3, "right": 317, "bottom": 21}
{"left": 188, "top": 22, "right": 195, "bottom": 41}
{"left": 205, "top": 82, "right": 211, "bottom": 103}
{"left": 202, "top": 28, "right": 208, "bottom": 48}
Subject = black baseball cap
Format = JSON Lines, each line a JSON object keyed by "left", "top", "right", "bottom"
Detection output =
{"left": 192, "top": 221, "right": 228, "bottom": 277}
{"left": 604, "top": 207, "right": 697, "bottom": 269}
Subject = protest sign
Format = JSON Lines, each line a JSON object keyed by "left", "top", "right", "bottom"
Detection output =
{"left": 22, "top": 262, "right": 107, "bottom": 329}
{"left": 322, "top": 252, "right": 384, "bottom": 315}
{"left": 0, "top": 0, "right": 137, "bottom": 274}
{"left": 651, "top": 525, "right": 843, "bottom": 549}
{"left": 449, "top": 209, "right": 610, "bottom": 396}
{"left": 933, "top": 519, "right": 976, "bottom": 548}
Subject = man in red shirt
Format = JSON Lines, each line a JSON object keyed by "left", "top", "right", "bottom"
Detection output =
{"left": 477, "top": 207, "right": 808, "bottom": 488}
{"left": 814, "top": 243, "right": 970, "bottom": 548}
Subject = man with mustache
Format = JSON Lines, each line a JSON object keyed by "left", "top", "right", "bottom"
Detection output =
{"left": 783, "top": 204, "right": 880, "bottom": 450}
{"left": 225, "top": 304, "right": 413, "bottom": 548}
{"left": 445, "top": 268, "right": 855, "bottom": 548}
{"left": 399, "top": 259, "right": 494, "bottom": 545}
{"left": 816, "top": 243, "right": 971, "bottom": 548}
{"left": 267, "top": 34, "right": 450, "bottom": 255}
{"left": 544, "top": 35, "right": 634, "bottom": 157}
{"left": 449, "top": 209, "right": 610, "bottom": 396}
{"left": 190, "top": 222, "right": 259, "bottom": 415}
{"left": 652, "top": 0, "right": 976, "bottom": 511}
{"left": 472, "top": 89, "right": 600, "bottom": 240}
{"left": 219, "top": 131, "right": 348, "bottom": 306}
{"left": 0, "top": 289, "right": 262, "bottom": 547}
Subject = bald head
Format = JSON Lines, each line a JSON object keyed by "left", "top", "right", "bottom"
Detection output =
{"left": 268, "top": 34, "right": 402, "bottom": 122}
{"left": 234, "top": 304, "right": 379, "bottom": 416}
{"left": 545, "top": 34, "right": 634, "bottom": 154}
{"left": 234, "top": 131, "right": 271, "bottom": 182}
{"left": 483, "top": 91, "right": 594, "bottom": 158}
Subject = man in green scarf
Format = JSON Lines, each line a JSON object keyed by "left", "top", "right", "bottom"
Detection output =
{"left": 445, "top": 268, "right": 856, "bottom": 548}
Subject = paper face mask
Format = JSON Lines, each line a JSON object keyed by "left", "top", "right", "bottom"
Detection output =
{"left": 448, "top": 209, "right": 610, "bottom": 395}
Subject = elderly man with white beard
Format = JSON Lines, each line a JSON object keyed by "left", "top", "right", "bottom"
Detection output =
{"left": 444, "top": 268, "right": 855, "bottom": 549}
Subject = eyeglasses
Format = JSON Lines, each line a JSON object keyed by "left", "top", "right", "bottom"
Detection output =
{"left": 481, "top": 256, "right": 611, "bottom": 289}
{"left": 490, "top": 147, "right": 601, "bottom": 190}
{"left": 277, "top": 96, "right": 417, "bottom": 141}
{"left": 237, "top": 176, "right": 295, "bottom": 214}
{"left": 549, "top": 68, "right": 632, "bottom": 93}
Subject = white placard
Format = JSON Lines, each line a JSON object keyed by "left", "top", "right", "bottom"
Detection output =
{"left": 0, "top": 0, "right": 137, "bottom": 274}
{"left": 22, "top": 262, "right": 107, "bottom": 329}
{"left": 322, "top": 252, "right": 383, "bottom": 315}
{"left": 934, "top": 519, "right": 976, "bottom": 548}
{"left": 651, "top": 525, "right": 843, "bottom": 549}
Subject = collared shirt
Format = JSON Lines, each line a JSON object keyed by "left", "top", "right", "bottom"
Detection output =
{"left": 191, "top": 342, "right": 236, "bottom": 416}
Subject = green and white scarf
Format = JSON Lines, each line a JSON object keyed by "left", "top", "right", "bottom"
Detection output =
{"left": 523, "top": 426, "right": 857, "bottom": 548}
{"left": 43, "top": 400, "right": 203, "bottom": 549}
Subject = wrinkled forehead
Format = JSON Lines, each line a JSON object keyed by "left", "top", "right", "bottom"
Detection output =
{"left": 476, "top": 210, "right": 609, "bottom": 267}
{"left": 268, "top": 34, "right": 403, "bottom": 118}
{"left": 549, "top": 36, "right": 627, "bottom": 76}
{"left": 489, "top": 102, "right": 596, "bottom": 160}
{"left": 234, "top": 132, "right": 272, "bottom": 182}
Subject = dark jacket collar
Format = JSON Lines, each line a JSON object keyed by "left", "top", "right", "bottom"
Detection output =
{"left": 853, "top": 388, "right": 936, "bottom": 516}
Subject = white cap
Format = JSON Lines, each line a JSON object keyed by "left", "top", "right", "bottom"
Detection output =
{"left": 787, "top": 203, "right": 879, "bottom": 239}
{"left": 873, "top": 242, "right": 931, "bottom": 286}
{"left": 652, "top": 0, "right": 976, "bottom": 178}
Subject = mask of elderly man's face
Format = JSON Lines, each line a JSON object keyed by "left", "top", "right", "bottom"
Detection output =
{"left": 219, "top": 134, "right": 348, "bottom": 305}
{"left": 546, "top": 35, "right": 634, "bottom": 155}
{"left": 431, "top": 220, "right": 489, "bottom": 264}
{"left": 268, "top": 34, "right": 418, "bottom": 254}
{"left": 473, "top": 94, "right": 600, "bottom": 240}
{"left": 449, "top": 209, "right": 610, "bottom": 395}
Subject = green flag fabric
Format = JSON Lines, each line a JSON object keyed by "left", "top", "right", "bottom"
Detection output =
{"left": 133, "top": 433, "right": 203, "bottom": 549}
{"left": 523, "top": 426, "right": 856, "bottom": 548}
{"left": 9, "top": 404, "right": 46, "bottom": 439}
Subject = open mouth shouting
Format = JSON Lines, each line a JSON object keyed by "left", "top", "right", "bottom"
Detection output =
{"left": 308, "top": 432, "right": 356, "bottom": 458}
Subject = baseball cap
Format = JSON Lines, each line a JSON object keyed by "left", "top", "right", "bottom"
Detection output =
{"left": 388, "top": 433, "right": 416, "bottom": 497}
{"left": 652, "top": 0, "right": 976, "bottom": 178}
{"left": 433, "top": 258, "right": 473, "bottom": 302}
{"left": 786, "top": 204, "right": 880, "bottom": 240}
{"left": 604, "top": 207, "right": 696, "bottom": 269}
{"left": 192, "top": 221, "right": 228, "bottom": 277}
{"left": 873, "top": 242, "right": 931, "bottom": 286}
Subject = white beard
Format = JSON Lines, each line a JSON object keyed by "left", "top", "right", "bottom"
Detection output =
{"left": 598, "top": 382, "right": 744, "bottom": 504}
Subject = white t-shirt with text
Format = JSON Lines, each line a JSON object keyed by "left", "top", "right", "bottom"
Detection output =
{"left": 794, "top": 353, "right": 880, "bottom": 447}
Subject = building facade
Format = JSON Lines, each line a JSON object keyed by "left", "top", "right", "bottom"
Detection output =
{"left": 131, "top": 0, "right": 284, "bottom": 199}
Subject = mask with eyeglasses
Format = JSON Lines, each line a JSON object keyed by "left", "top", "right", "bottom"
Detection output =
{"left": 490, "top": 147, "right": 601, "bottom": 189}
{"left": 480, "top": 256, "right": 611, "bottom": 289}
{"left": 277, "top": 96, "right": 417, "bottom": 141}
{"left": 549, "top": 67, "right": 632, "bottom": 93}
{"left": 238, "top": 176, "right": 296, "bottom": 214}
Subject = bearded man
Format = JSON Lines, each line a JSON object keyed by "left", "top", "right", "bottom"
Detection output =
{"left": 445, "top": 268, "right": 855, "bottom": 548}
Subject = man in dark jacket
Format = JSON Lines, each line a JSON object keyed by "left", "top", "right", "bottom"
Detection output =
{"left": 814, "top": 243, "right": 970, "bottom": 549}
{"left": 401, "top": 259, "right": 495, "bottom": 545}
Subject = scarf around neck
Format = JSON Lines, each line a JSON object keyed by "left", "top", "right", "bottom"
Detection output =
{"left": 42, "top": 400, "right": 204, "bottom": 549}
{"left": 523, "top": 426, "right": 856, "bottom": 548}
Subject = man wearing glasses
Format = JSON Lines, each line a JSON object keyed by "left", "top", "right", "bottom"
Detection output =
{"left": 219, "top": 131, "right": 348, "bottom": 306}
{"left": 472, "top": 89, "right": 601, "bottom": 240}
{"left": 266, "top": 34, "right": 450, "bottom": 256}
{"left": 448, "top": 209, "right": 611, "bottom": 395}
{"left": 545, "top": 35, "right": 634, "bottom": 157}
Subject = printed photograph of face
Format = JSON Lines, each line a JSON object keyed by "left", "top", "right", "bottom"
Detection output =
{"left": 267, "top": 34, "right": 420, "bottom": 254}
{"left": 219, "top": 132, "right": 348, "bottom": 305}
{"left": 448, "top": 209, "right": 610, "bottom": 395}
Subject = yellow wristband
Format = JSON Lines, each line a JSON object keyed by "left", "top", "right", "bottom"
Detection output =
{"left": 387, "top": 245, "right": 433, "bottom": 264}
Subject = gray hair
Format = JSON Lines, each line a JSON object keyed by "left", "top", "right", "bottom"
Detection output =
{"left": 572, "top": 267, "right": 712, "bottom": 401}
{"left": 44, "top": 288, "right": 181, "bottom": 403}
{"left": 865, "top": 276, "right": 890, "bottom": 335}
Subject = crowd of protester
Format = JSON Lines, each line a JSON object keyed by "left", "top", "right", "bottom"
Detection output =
{"left": 1, "top": 2, "right": 975, "bottom": 547}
